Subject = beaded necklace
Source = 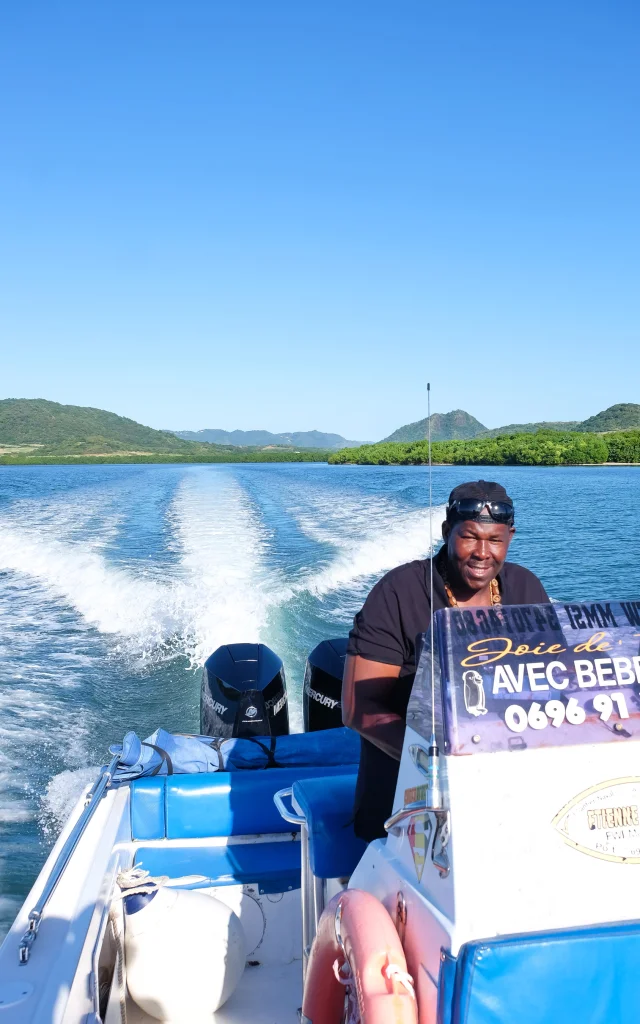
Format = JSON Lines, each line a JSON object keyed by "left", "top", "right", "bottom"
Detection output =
{"left": 440, "top": 559, "right": 501, "bottom": 607}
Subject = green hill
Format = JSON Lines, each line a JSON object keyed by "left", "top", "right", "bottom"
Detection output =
{"left": 576, "top": 403, "right": 640, "bottom": 433}
{"left": 382, "top": 410, "right": 487, "bottom": 443}
{"left": 478, "top": 420, "right": 580, "bottom": 438}
{"left": 0, "top": 398, "right": 201, "bottom": 453}
{"left": 479, "top": 405, "right": 640, "bottom": 437}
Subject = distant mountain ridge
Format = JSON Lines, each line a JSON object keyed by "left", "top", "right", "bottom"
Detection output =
{"left": 173, "top": 428, "right": 360, "bottom": 449}
{"left": 5, "top": 397, "right": 638, "bottom": 460}
{"left": 0, "top": 399, "right": 352, "bottom": 457}
{"left": 382, "top": 403, "right": 640, "bottom": 442}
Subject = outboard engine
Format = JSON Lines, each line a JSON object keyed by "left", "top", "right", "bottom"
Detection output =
{"left": 201, "top": 643, "right": 289, "bottom": 738}
{"left": 303, "top": 638, "right": 348, "bottom": 732}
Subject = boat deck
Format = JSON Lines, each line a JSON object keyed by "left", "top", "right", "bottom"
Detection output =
{"left": 119, "top": 960, "right": 301, "bottom": 1024}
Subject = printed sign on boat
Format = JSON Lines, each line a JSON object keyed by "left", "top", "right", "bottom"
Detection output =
{"left": 432, "top": 601, "right": 640, "bottom": 754}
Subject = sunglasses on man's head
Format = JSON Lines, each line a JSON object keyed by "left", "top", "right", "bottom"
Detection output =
{"left": 448, "top": 498, "right": 514, "bottom": 525}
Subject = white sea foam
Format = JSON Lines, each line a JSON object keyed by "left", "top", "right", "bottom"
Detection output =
{"left": 0, "top": 677, "right": 92, "bottom": 831}
{"left": 0, "top": 522, "right": 171, "bottom": 639}
{"left": 303, "top": 507, "right": 444, "bottom": 598}
{"left": 294, "top": 497, "right": 447, "bottom": 597}
{"left": 0, "top": 798, "right": 33, "bottom": 824}
{"left": 169, "top": 472, "right": 282, "bottom": 664}
{"left": 0, "top": 560, "right": 98, "bottom": 845}
{"left": 0, "top": 471, "right": 279, "bottom": 669}
{"left": 0, "top": 471, "right": 441, "bottom": 666}
{"left": 41, "top": 766, "right": 100, "bottom": 834}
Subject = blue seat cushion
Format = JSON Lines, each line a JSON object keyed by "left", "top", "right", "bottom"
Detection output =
{"left": 292, "top": 774, "right": 366, "bottom": 878}
{"left": 130, "top": 778, "right": 165, "bottom": 840}
{"left": 134, "top": 838, "right": 300, "bottom": 895}
{"left": 438, "top": 919, "right": 640, "bottom": 1024}
{"left": 130, "top": 765, "right": 358, "bottom": 841}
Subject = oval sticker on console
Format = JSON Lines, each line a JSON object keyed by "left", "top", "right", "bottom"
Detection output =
{"left": 552, "top": 777, "right": 640, "bottom": 863}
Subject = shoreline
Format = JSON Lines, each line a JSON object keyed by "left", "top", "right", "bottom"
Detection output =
{"left": 2, "top": 457, "right": 640, "bottom": 469}
{"left": 330, "top": 461, "right": 640, "bottom": 468}
{"left": 0, "top": 453, "right": 332, "bottom": 467}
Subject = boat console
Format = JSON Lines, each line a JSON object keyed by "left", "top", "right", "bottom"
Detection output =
{"left": 349, "top": 599, "right": 640, "bottom": 1022}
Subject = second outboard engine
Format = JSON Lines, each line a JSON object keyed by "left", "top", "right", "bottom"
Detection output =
{"left": 201, "top": 643, "right": 289, "bottom": 738}
{"left": 303, "top": 638, "right": 348, "bottom": 732}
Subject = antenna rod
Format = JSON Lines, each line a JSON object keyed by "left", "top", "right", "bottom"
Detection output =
{"left": 428, "top": 383, "right": 434, "bottom": 738}
{"left": 426, "top": 383, "right": 442, "bottom": 810}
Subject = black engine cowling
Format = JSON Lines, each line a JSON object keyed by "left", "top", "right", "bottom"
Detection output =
{"left": 303, "top": 638, "right": 348, "bottom": 732}
{"left": 200, "top": 643, "right": 290, "bottom": 738}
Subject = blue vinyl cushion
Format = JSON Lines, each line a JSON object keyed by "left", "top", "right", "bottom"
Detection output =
{"left": 292, "top": 774, "right": 366, "bottom": 878}
{"left": 129, "top": 778, "right": 165, "bottom": 840}
{"left": 134, "top": 839, "right": 301, "bottom": 895}
{"left": 438, "top": 920, "right": 640, "bottom": 1024}
{"left": 130, "top": 765, "right": 358, "bottom": 841}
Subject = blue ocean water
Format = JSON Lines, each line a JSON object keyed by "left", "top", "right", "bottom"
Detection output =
{"left": 0, "top": 461, "right": 639, "bottom": 936}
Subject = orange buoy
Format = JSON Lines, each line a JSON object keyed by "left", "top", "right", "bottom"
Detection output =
{"left": 302, "top": 889, "right": 418, "bottom": 1024}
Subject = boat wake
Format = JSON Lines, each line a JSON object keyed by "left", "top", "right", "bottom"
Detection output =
{"left": 0, "top": 476, "right": 445, "bottom": 669}
{"left": 0, "top": 473, "right": 275, "bottom": 669}
{"left": 300, "top": 503, "right": 446, "bottom": 598}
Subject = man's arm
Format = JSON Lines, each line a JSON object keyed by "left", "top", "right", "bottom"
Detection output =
{"left": 342, "top": 653, "right": 404, "bottom": 761}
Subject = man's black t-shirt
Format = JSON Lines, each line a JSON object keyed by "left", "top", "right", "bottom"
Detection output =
{"left": 347, "top": 547, "right": 549, "bottom": 841}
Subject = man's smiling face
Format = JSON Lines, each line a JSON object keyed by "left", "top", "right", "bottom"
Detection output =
{"left": 442, "top": 515, "right": 515, "bottom": 593}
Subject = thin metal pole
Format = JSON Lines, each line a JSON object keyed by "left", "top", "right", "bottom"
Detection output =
{"left": 301, "top": 826, "right": 311, "bottom": 979}
{"left": 427, "top": 383, "right": 435, "bottom": 739}
{"left": 426, "top": 383, "right": 442, "bottom": 809}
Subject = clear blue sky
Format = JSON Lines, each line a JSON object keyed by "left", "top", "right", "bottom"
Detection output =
{"left": 1, "top": 1, "right": 638, "bottom": 441}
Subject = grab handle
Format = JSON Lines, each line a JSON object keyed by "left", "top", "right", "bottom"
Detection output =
{"left": 274, "top": 787, "right": 306, "bottom": 825}
{"left": 384, "top": 799, "right": 427, "bottom": 834}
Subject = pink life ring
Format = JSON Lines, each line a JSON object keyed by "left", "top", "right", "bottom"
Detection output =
{"left": 302, "top": 889, "right": 418, "bottom": 1024}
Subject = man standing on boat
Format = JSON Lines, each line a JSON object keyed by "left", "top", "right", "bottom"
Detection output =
{"left": 342, "top": 480, "right": 549, "bottom": 842}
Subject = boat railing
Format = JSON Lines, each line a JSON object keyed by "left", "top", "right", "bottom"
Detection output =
{"left": 274, "top": 786, "right": 325, "bottom": 977}
{"left": 18, "top": 753, "right": 120, "bottom": 965}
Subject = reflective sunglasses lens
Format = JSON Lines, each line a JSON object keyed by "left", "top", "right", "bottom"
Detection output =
{"left": 453, "top": 499, "right": 485, "bottom": 514}
{"left": 488, "top": 502, "right": 514, "bottom": 517}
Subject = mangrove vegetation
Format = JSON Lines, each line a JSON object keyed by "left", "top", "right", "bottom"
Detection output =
{"left": 329, "top": 430, "right": 640, "bottom": 467}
